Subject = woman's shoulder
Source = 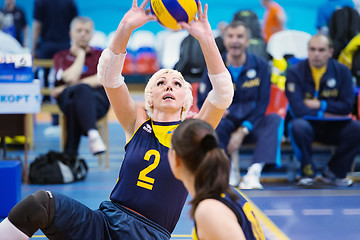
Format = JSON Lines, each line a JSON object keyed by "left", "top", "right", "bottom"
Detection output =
{"left": 195, "top": 198, "right": 230, "bottom": 219}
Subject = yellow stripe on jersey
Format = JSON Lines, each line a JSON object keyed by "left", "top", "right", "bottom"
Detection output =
{"left": 152, "top": 121, "right": 179, "bottom": 148}
{"left": 235, "top": 188, "right": 290, "bottom": 240}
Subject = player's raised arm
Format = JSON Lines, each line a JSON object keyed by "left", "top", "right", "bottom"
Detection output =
{"left": 180, "top": 1, "right": 233, "bottom": 128}
{"left": 97, "top": 0, "right": 157, "bottom": 139}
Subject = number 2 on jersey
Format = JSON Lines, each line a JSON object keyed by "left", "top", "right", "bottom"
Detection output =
{"left": 137, "top": 149, "right": 160, "bottom": 190}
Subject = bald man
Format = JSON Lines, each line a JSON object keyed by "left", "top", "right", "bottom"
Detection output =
{"left": 285, "top": 34, "right": 360, "bottom": 187}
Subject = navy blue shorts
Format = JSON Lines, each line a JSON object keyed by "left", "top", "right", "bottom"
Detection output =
{"left": 42, "top": 192, "right": 171, "bottom": 240}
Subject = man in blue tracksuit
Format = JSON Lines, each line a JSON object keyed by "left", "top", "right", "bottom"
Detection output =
{"left": 197, "top": 21, "right": 283, "bottom": 189}
{"left": 285, "top": 33, "right": 360, "bottom": 187}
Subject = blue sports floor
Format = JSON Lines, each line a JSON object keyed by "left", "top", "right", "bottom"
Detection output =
{"left": 2, "top": 114, "right": 360, "bottom": 240}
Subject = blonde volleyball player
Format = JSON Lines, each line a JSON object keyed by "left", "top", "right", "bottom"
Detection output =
{"left": 0, "top": 0, "right": 233, "bottom": 239}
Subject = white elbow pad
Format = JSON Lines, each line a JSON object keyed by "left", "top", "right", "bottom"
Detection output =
{"left": 207, "top": 70, "right": 234, "bottom": 109}
{"left": 97, "top": 47, "right": 126, "bottom": 88}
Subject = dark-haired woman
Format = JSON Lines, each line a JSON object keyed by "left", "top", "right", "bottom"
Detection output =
{"left": 168, "top": 118, "right": 265, "bottom": 240}
{"left": 0, "top": 0, "right": 234, "bottom": 239}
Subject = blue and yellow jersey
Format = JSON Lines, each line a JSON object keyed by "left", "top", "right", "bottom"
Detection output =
{"left": 110, "top": 119, "right": 188, "bottom": 233}
{"left": 286, "top": 58, "right": 354, "bottom": 118}
{"left": 197, "top": 53, "right": 271, "bottom": 129}
{"left": 192, "top": 186, "right": 265, "bottom": 240}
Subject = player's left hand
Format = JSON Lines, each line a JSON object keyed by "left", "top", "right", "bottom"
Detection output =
{"left": 179, "top": 1, "right": 212, "bottom": 42}
{"left": 121, "top": 0, "right": 157, "bottom": 32}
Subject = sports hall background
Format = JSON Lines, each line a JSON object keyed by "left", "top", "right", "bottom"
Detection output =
{"left": 1, "top": 0, "right": 360, "bottom": 239}
{"left": 2, "top": 0, "right": 322, "bottom": 36}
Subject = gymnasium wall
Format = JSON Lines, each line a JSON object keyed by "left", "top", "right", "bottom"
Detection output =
{"left": 1, "top": 0, "right": 326, "bottom": 36}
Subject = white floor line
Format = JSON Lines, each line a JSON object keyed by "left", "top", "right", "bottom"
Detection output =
{"left": 342, "top": 209, "right": 360, "bottom": 215}
{"left": 264, "top": 209, "right": 294, "bottom": 216}
{"left": 302, "top": 209, "right": 333, "bottom": 215}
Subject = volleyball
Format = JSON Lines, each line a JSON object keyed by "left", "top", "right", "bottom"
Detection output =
{"left": 150, "top": 0, "right": 198, "bottom": 30}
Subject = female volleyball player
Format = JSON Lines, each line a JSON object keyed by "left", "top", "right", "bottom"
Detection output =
{"left": 0, "top": 0, "right": 233, "bottom": 239}
{"left": 169, "top": 118, "right": 265, "bottom": 240}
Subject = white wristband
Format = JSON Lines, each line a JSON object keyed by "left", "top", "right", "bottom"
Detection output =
{"left": 207, "top": 70, "right": 234, "bottom": 109}
{"left": 97, "top": 48, "right": 126, "bottom": 88}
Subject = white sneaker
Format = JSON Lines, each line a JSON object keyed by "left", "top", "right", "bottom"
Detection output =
{"left": 334, "top": 178, "right": 353, "bottom": 187}
{"left": 321, "top": 167, "right": 353, "bottom": 187}
{"left": 239, "top": 174, "right": 263, "bottom": 189}
{"left": 88, "top": 129, "right": 106, "bottom": 155}
{"left": 297, "top": 177, "right": 315, "bottom": 186}
{"left": 239, "top": 163, "right": 264, "bottom": 189}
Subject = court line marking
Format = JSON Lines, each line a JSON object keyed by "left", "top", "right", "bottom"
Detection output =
{"left": 263, "top": 208, "right": 360, "bottom": 216}
{"left": 244, "top": 189, "right": 360, "bottom": 198}
{"left": 171, "top": 234, "right": 192, "bottom": 238}
{"left": 236, "top": 188, "right": 290, "bottom": 240}
{"left": 342, "top": 209, "right": 360, "bottom": 215}
{"left": 264, "top": 209, "right": 294, "bottom": 216}
{"left": 302, "top": 209, "right": 333, "bottom": 215}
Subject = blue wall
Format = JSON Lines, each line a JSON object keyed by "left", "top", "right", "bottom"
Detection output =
{"left": 1, "top": 0, "right": 327, "bottom": 35}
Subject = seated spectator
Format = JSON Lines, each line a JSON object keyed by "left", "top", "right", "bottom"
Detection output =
{"left": 285, "top": 34, "right": 360, "bottom": 187}
{"left": 316, "top": 0, "right": 355, "bottom": 34}
{"left": 197, "top": 21, "right": 283, "bottom": 189}
{"left": 52, "top": 16, "right": 110, "bottom": 157}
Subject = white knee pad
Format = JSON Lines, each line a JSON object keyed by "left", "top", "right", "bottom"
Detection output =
{"left": 207, "top": 70, "right": 233, "bottom": 109}
{"left": 97, "top": 48, "right": 126, "bottom": 88}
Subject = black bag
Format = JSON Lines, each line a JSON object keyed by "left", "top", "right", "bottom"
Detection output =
{"left": 174, "top": 34, "right": 206, "bottom": 83}
{"left": 329, "top": 7, "right": 360, "bottom": 59}
{"left": 29, "top": 151, "right": 88, "bottom": 184}
{"left": 232, "top": 10, "right": 262, "bottom": 39}
{"left": 248, "top": 38, "right": 270, "bottom": 60}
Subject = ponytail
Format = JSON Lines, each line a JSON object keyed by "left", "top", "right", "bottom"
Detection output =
{"left": 190, "top": 148, "right": 231, "bottom": 217}
{"left": 171, "top": 119, "right": 238, "bottom": 218}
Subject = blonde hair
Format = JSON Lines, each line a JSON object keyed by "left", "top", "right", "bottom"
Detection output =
{"left": 144, "top": 69, "right": 193, "bottom": 120}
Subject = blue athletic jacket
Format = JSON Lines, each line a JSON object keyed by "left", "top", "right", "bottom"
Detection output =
{"left": 197, "top": 52, "right": 270, "bottom": 130}
{"left": 285, "top": 58, "right": 354, "bottom": 118}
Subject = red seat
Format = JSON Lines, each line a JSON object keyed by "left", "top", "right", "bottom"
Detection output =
{"left": 122, "top": 54, "right": 136, "bottom": 75}
{"left": 136, "top": 53, "right": 159, "bottom": 75}
{"left": 265, "top": 84, "right": 288, "bottom": 118}
{"left": 186, "top": 82, "right": 200, "bottom": 118}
